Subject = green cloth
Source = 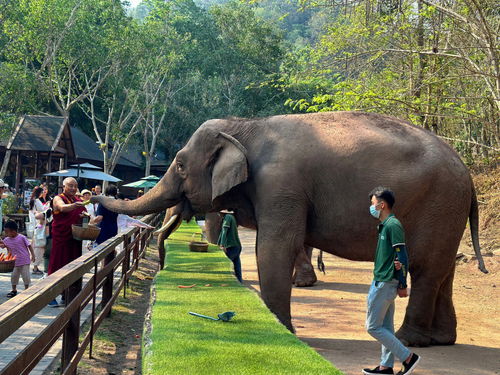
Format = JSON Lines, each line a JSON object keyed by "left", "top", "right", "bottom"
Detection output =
{"left": 373, "top": 213, "right": 406, "bottom": 282}
{"left": 217, "top": 214, "right": 241, "bottom": 248}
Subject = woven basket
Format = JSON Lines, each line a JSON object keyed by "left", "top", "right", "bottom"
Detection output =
{"left": 189, "top": 241, "right": 209, "bottom": 252}
{"left": 72, "top": 224, "right": 101, "bottom": 241}
{"left": 0, "top": 260, "right": 15, "bottom": 273}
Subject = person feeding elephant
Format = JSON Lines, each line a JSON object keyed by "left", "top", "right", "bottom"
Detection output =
{"left": 217, "top": 210, "right": 242, "bottom": 283}
{"left": 47, "top": 177, "right": 87, "bottom": 307}
{"left": 363, "top": 187, "right": 420, "bottom": 375}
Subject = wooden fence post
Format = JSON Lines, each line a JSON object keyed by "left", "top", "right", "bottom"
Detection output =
{"left": 141, "top": 229, "right": 147, "bottom": 259}
{"left": 133, "top": 233, "right": 139, "bottom": 262}
{"left": 61, "top": 278, "right": 82, "bottom": 375}
{"left": 122, "top": 234, "right": 130, "bottom": 298}
{"left": 101, "top": 248, "right": 116, "bottom": 317}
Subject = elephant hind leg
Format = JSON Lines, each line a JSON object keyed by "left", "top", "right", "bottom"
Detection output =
{"left": 396, "top": 216, "right": 463, "bottom": 347}
{"left": 293, "top": 246, "right": 317, "bottom": 287}
{"left": 397, "top": 266, "right": 457, "bottom": 347}
{"left": 430, "top": 266, "right": 457, "bottom": 345}
{"left": 396, "top": 276, "right": 436, "bottom": 347}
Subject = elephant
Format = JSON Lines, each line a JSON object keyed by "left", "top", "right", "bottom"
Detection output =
{"left": 156, "top": 206, "right": 319, "bottom": 286}
{"left": 94, "top": 111, "right": 488, "bottom": 346}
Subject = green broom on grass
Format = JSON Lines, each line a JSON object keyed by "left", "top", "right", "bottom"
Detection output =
{"left": 189, "top": 311, "right": 236, "bottom": 322}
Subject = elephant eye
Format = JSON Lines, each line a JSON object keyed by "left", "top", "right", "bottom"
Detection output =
{"left": 177, "top": 162, "right": 184, "bottom": 171}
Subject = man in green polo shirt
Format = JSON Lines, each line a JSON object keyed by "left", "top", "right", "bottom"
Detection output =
{"left": 217, "top": 210, "right": 242, "bottom": 283}
{"left": 363, "top": 187, "right": 421, "bottom": 375}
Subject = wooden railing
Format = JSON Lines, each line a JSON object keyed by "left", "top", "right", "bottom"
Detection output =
{"left": 0, "top": 213, "right": 161, "bottom": 375}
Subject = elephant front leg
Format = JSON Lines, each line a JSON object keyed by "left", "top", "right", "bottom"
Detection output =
{"left": 256, "top": 226, "right": 304, "bottom": 333}
{"left": 292, "top": 246, "right": 317, "bottom": 287}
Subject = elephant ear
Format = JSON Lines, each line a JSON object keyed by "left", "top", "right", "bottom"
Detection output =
{"left": 211, "top": 132, "right": 248, "bottom": 202}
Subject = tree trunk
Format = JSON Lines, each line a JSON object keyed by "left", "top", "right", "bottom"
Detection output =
{"left": 145, "top": 156, "right": 151, "bottom": 178}
{"left": 0, "top": 150, "right": 12, "bottom": 179}
{"left": 102, "top": 148, "right": 109, "bottom": 192}
{"left": 58, "top": 158, "right": 64, "bottom": 193}
{"left": 415, "top": 0, "right": 427, "bottom": 128}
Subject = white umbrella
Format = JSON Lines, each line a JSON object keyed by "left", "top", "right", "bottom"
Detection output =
{"left": 44, "top": 168, "right": 121, "bottom": 182}
{"left": 70, "top": 162, "right": 101, "bottom": 169}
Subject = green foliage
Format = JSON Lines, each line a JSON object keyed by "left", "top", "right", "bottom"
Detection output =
{"left": 1, "top": 195, "right": 18, "bottom": 215}
{"left": 279, "top": 0, "right": 499, "bottom": 159}
{"left": 0, "top": 63, "right": 39, "bottom": 113}
{"left": 0, "top": 113, "right": 17, "bottom": 141}
{"left": 1, "top": 0, "right": 497, "bottom": 165}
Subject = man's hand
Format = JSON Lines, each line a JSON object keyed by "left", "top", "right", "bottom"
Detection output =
{"left": 74, "top": 201, "right": 85, "bottom": 207}
{"left": 397, "top": 288, "right": 408, "bottom": 298}
{"left": 31, "top": 253, "right": 36, "bottom": 263}
{"left": 394, "top": 260, "right": 402, "bottom": 271}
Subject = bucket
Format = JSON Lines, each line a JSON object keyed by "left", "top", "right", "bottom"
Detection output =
{"left": 0, "top": 260, "right": 15, "bottom": 273}
{"left": 72, "top": 224, "right": 101, "bottom": 241}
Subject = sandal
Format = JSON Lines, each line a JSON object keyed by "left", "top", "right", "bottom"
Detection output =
{"left": 6, "top": 290, "right": 17, "bottom": 298}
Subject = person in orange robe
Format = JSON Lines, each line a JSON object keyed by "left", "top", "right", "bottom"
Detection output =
{"left": 48, "top": 177, "right": 87, "bottom": 275}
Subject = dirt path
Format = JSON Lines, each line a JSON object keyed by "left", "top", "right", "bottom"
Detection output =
{"left": 239, "top": 228, "right": 500, "bottom": 375}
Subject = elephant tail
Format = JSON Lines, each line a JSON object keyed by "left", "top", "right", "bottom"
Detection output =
{"left": 470, "top": 183, "right": 488, "bottom": 273}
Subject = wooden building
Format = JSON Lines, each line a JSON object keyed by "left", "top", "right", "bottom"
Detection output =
{"left": 0, "top": 115, "right": 73, "bottom": 193}
{"left": 0, "top": 115, "right": 168, "bottom": 197}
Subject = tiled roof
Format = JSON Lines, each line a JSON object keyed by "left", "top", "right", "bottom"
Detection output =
{"left": 8, "top": 115, "right": 65, "bottom": 151}
{"left": 70, "top": 127, "right": 140, "bottom": 168}
{"left": 3, "top": 114, "right": 160, "bottom": 169}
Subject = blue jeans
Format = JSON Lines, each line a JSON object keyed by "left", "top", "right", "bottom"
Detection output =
{"left": 225, "top": 246, "right": 242, "bottom": 283}
{"left": 366, "top": 279, "right": 411, "bottom": 368}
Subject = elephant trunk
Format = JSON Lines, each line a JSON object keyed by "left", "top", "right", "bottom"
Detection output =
{"left": 92, "top": 166, "right": 182, "bottom": 216}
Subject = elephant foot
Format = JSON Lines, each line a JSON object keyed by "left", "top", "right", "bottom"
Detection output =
{"left": 430, "top": 329, "right": 456, "bottom": 345}
{"left": 293, "top": 270, "right": 317, "bottom": 287}
{"left": 396, "top": 325, "right": 431, "bottom": 347}
{"left": 293, "top": 273, "right": 317, "bottom": 287}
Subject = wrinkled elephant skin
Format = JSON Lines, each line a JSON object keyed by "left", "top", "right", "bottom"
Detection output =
{"left": 94, "top": 111, "right": 487, "bottom": 346}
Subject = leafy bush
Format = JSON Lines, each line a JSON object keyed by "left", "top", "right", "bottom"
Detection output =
{"left": 2, "top": 195, "right": 18, "bottom": 215}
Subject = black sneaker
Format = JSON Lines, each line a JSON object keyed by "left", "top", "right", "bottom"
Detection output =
{"left": 363, "top": 366, "right": 394, "bottom": 374}
{"left": 397, "top": 353, "right": 421, "bottom": 374}
{"left": 6, "top": 290, "right": 17, "bottom": 298}
{"left": 48, "top": 299, "right": 60, "bottom": 307}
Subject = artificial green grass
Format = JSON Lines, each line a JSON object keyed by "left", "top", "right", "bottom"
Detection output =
{"left": 143, "top": 220, "right": 343, "bottom": 375}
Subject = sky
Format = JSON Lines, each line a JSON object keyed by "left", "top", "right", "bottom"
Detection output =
{"left": 123, "top": 0, "right": 142, "bottom": 8}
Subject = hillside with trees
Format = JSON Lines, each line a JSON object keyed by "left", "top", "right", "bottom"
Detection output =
{"left": 1, "top": 0, "right": 498, "bottom": 168}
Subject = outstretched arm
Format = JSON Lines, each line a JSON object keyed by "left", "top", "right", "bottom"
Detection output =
{"left": 53, "top": 196, "right": 84, "bottom": 213}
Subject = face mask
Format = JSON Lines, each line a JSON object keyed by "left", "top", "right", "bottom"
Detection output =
{"left": 369, "top": 204, "right": 381, "bottom": 219}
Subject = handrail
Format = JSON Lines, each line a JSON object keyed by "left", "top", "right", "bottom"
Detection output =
{"left": 0, "top": 213, "right": 162, "bottom": 375}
